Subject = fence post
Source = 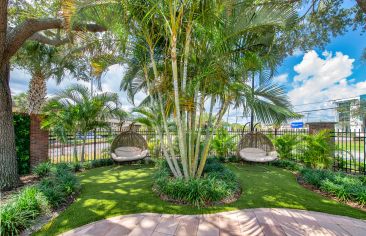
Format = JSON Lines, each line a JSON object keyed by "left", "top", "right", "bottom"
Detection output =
{"left": 94, "top": 129, "right": 97, "bottom": 160}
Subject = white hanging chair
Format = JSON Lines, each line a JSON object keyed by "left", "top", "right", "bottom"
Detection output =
{"left": 237, "top": 132, "right": 278, "bottom": 163}
{"left": 110, "top": 129, "right": 148, "bottom": 162}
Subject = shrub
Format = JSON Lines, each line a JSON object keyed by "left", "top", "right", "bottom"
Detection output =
{"left": 271, "top": 159, "right": 303, "bottom": 171}
{"left": 300, "top": 168, "right": 366, "bottom": 205}
{"left": 300, "top": 168, "right": 334, "bottom": 188}
{"left": 33, "top": 162, "right": 53, "bottom": 178}
{"left": 38, "top": 166, "right": 80, "bottom": 208}
{"left": 300, "top": 130, "right": 333, "bottom": 169}
{"left": 0, "top": 187, "right": 49, "bottom": 235}
{"left": 211, "top": 127, "right": 236, "bottom": 158}
{"left": 154, "top": 158, "right": 240, "bottom": 207}
{"left": 91, "top": 158, "right": 114, "bottom": 168}
{"left": 69, "top": 162, "right": 82, "bottom": 172}
{"left": 14, "top": 113, "right": 31, "bottom": 175}
{"left": 273, "top": 134, "right": 299, "bottom": 159}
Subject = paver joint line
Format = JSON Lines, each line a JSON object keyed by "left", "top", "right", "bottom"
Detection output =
{"left": 60, "top": 208, "right": 366, "bottom": 236}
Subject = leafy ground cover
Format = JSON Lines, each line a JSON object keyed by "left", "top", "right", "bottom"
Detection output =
{"left": 36, "top": 163, "right": 366, "bottom": 236}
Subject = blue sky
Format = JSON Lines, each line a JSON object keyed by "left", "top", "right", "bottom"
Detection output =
{"left": 9, "top": 19, "right": 366, "bottom": 124}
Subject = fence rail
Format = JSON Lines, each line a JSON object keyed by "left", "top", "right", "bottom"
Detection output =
{"left": 48, "top": 127, "right": 366, "bottom": 175}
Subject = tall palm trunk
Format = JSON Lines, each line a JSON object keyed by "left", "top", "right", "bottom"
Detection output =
{"left": 144, "top": 67, "right": 179, "bottom": 177}
{"left": 28, "top": 71, "right": 47, "bottom": 114}
{"left": 148, "top": 46, "right": 183, "bottom": 177}
{"left": 73, "top": 133, "right": 78, "bottom": 162}
{"left": 171, "top": 35, "right": 189, "bottom": 179}
{"left": 196, "top": 99, "right": 230, "bottom": 177}
{"left": 81, "top": 134, "right": 86, "bottom": 162}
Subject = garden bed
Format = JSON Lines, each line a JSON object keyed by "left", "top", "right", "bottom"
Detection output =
{"left": 152, "top": 159, "right": 241, "bottom": 207}
{"left": 297, "top": 174, "right": 366, "bottom": 211}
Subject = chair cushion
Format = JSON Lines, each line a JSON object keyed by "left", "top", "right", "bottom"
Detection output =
{"left": 111, "top": 147, "right": 147, "bottom": 162}
{"left": 239, "top": 148, "right": 277, "bottom": 162}
{"left": 115, "top": 146, "right": 142, "bottom": 157}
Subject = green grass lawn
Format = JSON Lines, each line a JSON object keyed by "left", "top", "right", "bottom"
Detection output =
{"left": 35, "top": 163, "right": 366, "bottom": 236}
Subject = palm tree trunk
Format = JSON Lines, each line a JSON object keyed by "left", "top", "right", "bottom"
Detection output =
{"left": 73, "top": 133, "right": 78, "bottom": 162}
{"left": 148, "top": 47, "right": 183, "bottom": 177}
{"left": 81, "top": 134, "right": 86, "bottom": 162}
{"left": 171, "top": 35, "right": 189, "bottom": 179}
{"left": 196, "top": 99, "right": 230, "bottom": 177}
{"left": 28, "top": 71, "right": 47, "bottom": 114}
{"left": 144, "top": 67, "right": 179, "bottom": 177}
{"left": 192, "top": 93, "right": 205, "bottom": 176}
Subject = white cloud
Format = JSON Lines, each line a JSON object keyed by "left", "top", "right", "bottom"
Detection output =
{"left": 292, "top": 48, "right": 304, "bottom": 57}
{"left": 273, "top": 73, "right": 288, "bottom": 84}
{"left": 9, "top": 64, "right": 147, "bottom": 111}
{"left": 288, "top": 50, "right": 366, "bottom": 122}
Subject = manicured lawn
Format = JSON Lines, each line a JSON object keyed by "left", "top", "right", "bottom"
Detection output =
{"left": 35, "top": 163, "right": 366, "bottom": 236}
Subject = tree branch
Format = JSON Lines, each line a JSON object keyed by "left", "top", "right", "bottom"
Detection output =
{"left": 28, "top": 32, "right": 70, "bottom": 46}
{"left": 356, "top": 0, "right": 366, "bottom": 13}
{"left": 5, "top": 18, "right": 106, "bottom": 60}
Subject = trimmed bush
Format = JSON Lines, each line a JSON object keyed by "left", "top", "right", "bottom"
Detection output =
{"left": 14, "top": 113, "right": 31, "bottom": 175}
{"left": 300, "top": 168, "right": 366, "bottom": 206}
{"left": 271, "top": 159, "right": 303, "bottom": 171}
{"left": 0, "top": 187, "right": 49, "bottom": 235}
{"left": 273, "top": 134, "right": 299, "bottom": 159}
{"left": 38, "top": 167, "right": 80, "bottom": 208}
{"left": 153, "top": 158, "right": 240, "bottom": 207}
{"left": 33, "top": 162, "right": 53, "bottom": 178}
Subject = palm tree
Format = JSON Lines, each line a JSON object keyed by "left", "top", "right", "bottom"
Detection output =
{"left": 42, "top": 84, "right": 123, "bottom": 162}
{"left": 13, "top": 42, "right": 86, "bottom": 114}
{"left": 69, "top": 0, "right": 299, "bottom": 179}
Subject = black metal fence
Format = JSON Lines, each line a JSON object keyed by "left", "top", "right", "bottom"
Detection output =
{"left": 333, "top": 129, "right": 366, "bottom": 174}
{"left": 48, "top": 127, "right": 366, "bottom": 174}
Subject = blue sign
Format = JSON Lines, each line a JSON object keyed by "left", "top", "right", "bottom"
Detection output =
{"left": 291, "top": 122, "right": 304, "bottom": 128}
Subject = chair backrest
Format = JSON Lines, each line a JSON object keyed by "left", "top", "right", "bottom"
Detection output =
{"left": 237, "top": 132, "right": 275, "bottom": 155}
{"left": 111, "top": 130, "right": 148, "bottom": 153}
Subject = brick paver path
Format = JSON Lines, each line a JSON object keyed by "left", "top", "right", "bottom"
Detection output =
{"left": 62, "top": 208, "right": 366, "bottom": 236}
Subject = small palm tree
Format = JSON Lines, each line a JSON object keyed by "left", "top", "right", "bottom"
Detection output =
{"left": 42, "top": 84, "right": 124, "bottom": 162}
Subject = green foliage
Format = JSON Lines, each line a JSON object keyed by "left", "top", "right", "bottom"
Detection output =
{"left": 154, "top": 159, "right": 239, "bottom": 207}
{"left": 211, "top": 128, "right": 236, "bottom": 158}
{"left": 42, "top": 84, "right": 126, "bottom": 162}
{"left": 273, "top": 134, "right": 299, "bottom": 159}
{"left": 301, "top": 130, "right": 333, "bottom": 169}
{"left": 37, "top": 165, "right": 80, "bottom": 208}
{"left": 300, "top": 168, "right": 366, "bottom": 205}
{"left": 0, "top": 187, "right": 49, "bottom": 236}
{"left": 271, "top": 159, "right": 303, "bottom": 171}
{"left": 13, "top": 113, "right": 31, "bottom": 175}
{"left": 33, "top": 162, "right": 53, "bottom": 178}
{"left": 13, "top": 93, "right": 28, "bottom": 113}
{"left": 90, "top": 158, "right": 114, "bottom": 168}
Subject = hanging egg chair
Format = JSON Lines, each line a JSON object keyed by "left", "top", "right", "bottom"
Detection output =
{"left": 110, "top": 127, "right": 148, "bottom": 162}
{"left": 237, "top": 132, "right": 277, "bottom": 162}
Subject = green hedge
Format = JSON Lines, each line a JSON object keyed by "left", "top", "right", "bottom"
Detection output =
{"left": 13, "top": 113, "right": 31, "bottom": 175}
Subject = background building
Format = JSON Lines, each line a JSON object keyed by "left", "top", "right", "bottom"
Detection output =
{"left": 335, "top": 95, "right": 366, "bottom": 130}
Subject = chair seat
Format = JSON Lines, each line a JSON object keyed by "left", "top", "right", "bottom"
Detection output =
{"left": 111, "top": 146, "right": 148, "bottom": 162}
{"left": 239, "top": 148, "right": 277, "bottom": 162}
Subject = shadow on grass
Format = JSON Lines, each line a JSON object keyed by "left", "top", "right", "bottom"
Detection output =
{"left": 34, "top": 163, "right": 366, "bottom": 236}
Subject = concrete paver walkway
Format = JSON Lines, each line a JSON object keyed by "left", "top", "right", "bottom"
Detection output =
{"left": 62, "top": 208, "right": 366, "bottom": 236}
